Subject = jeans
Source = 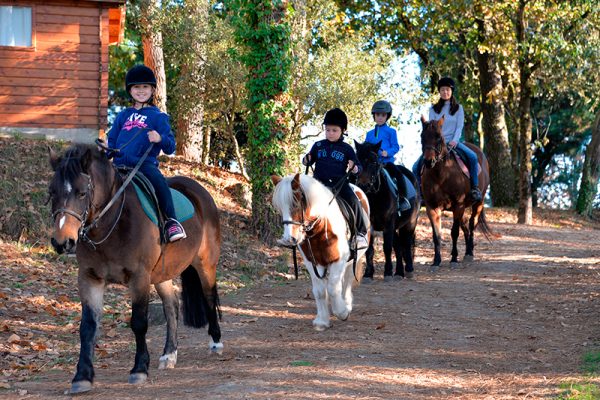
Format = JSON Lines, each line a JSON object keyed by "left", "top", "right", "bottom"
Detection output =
{"left": 138, "top": 163, "right": 176, "bottom": 220}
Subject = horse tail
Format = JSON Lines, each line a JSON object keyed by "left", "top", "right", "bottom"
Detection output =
{"left": 476, "top": 209, "right": 496, "bottom": 242}
{"left": 180, "top": 265, "right": 221, "bottom": 328}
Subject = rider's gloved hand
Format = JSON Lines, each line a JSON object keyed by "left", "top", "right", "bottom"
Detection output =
{"left": 302, "top": 154, "right": 311, "bottom": 166}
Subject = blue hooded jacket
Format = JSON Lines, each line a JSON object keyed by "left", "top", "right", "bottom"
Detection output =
{"left": 364, "top": 123, "right": 400, "bottom": 164}
{"left": 107, "top": 106, "right": 175, "bottom": 167}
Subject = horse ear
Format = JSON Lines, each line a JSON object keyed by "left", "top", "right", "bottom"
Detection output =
{"left": 79, "top": 148, "right": 93, "bottom": 171}
{"left": 291, "top": 173, "right": 301, "bottom": 191}
{"left": 354, "top": 139, "right": 360, "bottom": 149}
{"left": 374, "top": 140, "right": 382, "bottom": 151}
{"left": 271, "top": 175, "right": 282, "bottom": 185}
{"left": 421, "top": 115, "right": 427, "bottom": 126}
{"left": 48, "top": 146, "right": 61, "bottom": 171}
{"left": 437, "top": 116, "right": 445, "bottom": 129}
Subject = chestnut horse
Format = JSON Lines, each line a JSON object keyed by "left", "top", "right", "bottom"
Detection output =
{"left": 271, "top": 174, "right": 370, "bottom": 331}
{"left": 48, "top": 144, "right": 222, "bottom": 393}
{"left": 419, "top": 116, "right": 492, "bottom": 271}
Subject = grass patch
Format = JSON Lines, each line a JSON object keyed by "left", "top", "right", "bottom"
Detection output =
{"left": 557, "top": 349, "right": 600, "bottom": 399}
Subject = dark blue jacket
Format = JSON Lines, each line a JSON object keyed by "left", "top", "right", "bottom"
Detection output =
{"left": 307, "top": 138, "right": 361, "bottom": 185}
{"left": 107, "top": 106, "right": 176, "bottom": 167}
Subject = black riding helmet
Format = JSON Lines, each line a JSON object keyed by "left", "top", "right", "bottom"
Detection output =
{"left": 125, "top": 65, "right": 157, "bottom": 93}
{"left": 437, "top": 77, "right": 455, "bottom": 91}
{"left": 371, "top": 100, "right": 392, "bottom": 121}
{"left": 323, "top": 108, "right": 348, "bottom": 131}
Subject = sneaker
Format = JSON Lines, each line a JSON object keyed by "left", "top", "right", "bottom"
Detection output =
{"left": 165, "top": 219, "right": 187, "bottom": 242}
{"left": 351, "top": 233, "right": 369, "bottom": 251}
{"left": 398, "top": 197, "right": 411, "bottom": 212}
{"left": 470, "top": 187, "right": 482, "bottom": 202}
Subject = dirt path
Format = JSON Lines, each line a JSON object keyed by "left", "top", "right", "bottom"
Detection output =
{"left": 10, "top": 217, "right": 600, "bottom": 399}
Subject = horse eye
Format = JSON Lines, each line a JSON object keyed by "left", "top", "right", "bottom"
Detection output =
{"left": 77, "top": 191, "right": 87, "bottom": 199}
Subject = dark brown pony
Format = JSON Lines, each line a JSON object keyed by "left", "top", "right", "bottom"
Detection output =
{"left": 48, "top": 144, "right": 222, "bottom": 394}
{"left": 419, "top": 116, "right": 492, "bottom": 271}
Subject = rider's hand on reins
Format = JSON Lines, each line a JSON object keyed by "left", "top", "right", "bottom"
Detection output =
{"left": 302, "top": 154, "right": 311, "bottom": 166}
{"left": 347, "top": 160, "right": 359, "bottom": 174}
{"left": 147, "top": 130, "right": 162, "bottom": 143}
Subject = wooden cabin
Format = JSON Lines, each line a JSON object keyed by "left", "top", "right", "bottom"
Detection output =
{"left": 0, "top": 0, "right": 125, "bottom": 143}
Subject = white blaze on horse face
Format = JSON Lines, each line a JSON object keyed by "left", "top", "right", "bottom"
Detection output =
{"left": 64, "top": 181, "right": 72, "bottom": 194}
{"left": 59, "top": 215, "right": 66, "bottom": 230}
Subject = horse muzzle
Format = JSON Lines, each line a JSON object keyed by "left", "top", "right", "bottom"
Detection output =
{"left": 51, "top": 237, "right": 77, "bottom": 254}
{"left": 276, "top": 236, "right": 299, "bottom": 248}
{"left": 424, "top": 158, "right": 437, "bottom": 168}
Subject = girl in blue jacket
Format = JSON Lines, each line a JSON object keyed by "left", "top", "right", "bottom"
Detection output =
{"left": 107, "top": 65, "right": 186, "bottom": 242}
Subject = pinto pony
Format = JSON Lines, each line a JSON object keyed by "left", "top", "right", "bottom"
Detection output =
{"left": 271, "top": 174, "right": 370, "bottom": 331}
{"left": 419, "top": 116, "right": 492, "bottom": 271}
{"left": 355, "top": 141, "right": 419, "bottom": 281}
{"left": 48, "top": 144, "right": 222, "bottom": 393}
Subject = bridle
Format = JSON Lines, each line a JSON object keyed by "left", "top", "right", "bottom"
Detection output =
{"left": 52, "top": 167, "right": 126, "bottom": 249}
{"left": 422, "top": 126, "right": 447, "bottom": 168}
{"left": 361, "top": 154, "right": 383, "bottom": 194}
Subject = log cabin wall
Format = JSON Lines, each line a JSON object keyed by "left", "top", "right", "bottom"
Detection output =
{"left": 0, "top": 0, "right": 124, "bottom": 143}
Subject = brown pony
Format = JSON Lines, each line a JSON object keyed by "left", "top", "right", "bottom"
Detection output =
{"left": 48, "top": 144, "right": 222, "bottom": 394}
{"left": 419, "top": 116, "right": 492, "bottom": 271}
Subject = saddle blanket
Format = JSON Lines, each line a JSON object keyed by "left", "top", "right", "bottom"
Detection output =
{"left": 133, "top": 182, "right": 195, "bottom": 226}
{"left": 403, "top": 175, "right": 417, "bottom": 199}
{"left": 451, "top": 150, "right": 481, "bottom": 178}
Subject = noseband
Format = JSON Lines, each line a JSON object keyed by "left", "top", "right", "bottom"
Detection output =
{"left": 422, "top": 137, "right": 446, "bottom": 168}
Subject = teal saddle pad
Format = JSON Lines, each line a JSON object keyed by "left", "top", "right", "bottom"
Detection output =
{"left": 133, "top": 182, "right": 195, "bottom": 226}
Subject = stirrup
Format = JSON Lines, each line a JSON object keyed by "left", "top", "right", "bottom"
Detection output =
{"left": 398, "top": 197, "right": 411, "bottom": 212}
{"left": 351, "top": 233, "right": 368, "bottom": 251}
{"left": 470, "top": 188, "right": 482, "bottom": 202}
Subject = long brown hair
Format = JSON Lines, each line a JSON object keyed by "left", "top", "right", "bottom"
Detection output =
{"left": 432, "top": 96, "right": 459, "bottom": 116}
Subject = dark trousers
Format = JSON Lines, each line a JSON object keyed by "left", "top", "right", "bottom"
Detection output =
{"left": 324, "top": 181, "right": 367, "bottom": 235}
{"left": 383, "top": 163, "right": 408, "bottom": 198}
{"left": 139, "top": 163, "right": 176, "bottom": 220}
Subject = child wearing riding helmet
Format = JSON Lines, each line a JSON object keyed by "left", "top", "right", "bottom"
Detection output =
{"left": 302, "top": 108, "right": 369, "bottom": 250}
{"left": 106, "top": 64, "right": 186, "bottom": 242}
{"left": 412, "top": 77, "right": 482, "bottom": 202}
{"left": 364, "top": 100, "right": 411, "bottom": 214}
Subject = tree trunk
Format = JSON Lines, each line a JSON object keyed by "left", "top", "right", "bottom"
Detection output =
{"left": 174, "top": 0, "right": 208, "bottom": 162}
{"left": 517, "top": 76, "right": 533, "bottom": 224}
{"left": 516, "top": 0, "right": 533, "bottom": 224}
{"left": 202, "top": 125, "right": 211, "bottom": 165}
{"left": 475, "top": 17, "right": 516, "bottom": 207}
{"left": 576, "top": 109, "right": 600, "bottom": 216}
{"left": 139, "top": 0, "right": 167, "bottom": 112}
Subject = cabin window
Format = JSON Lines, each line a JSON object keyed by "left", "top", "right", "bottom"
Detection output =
{"left": 0, "top": 6, "right": 32, "bottom": 47}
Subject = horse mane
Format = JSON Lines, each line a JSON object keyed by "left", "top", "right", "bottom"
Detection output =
{"left": 52, "top": 144, "right": 112, "bottom": 194}
{"left": 272, "top": 174, "right": 334, "bottom": 217}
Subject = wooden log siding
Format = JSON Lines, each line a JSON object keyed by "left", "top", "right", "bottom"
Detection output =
{"left": 0, "top": 0, "right": 123, "bottom": 136}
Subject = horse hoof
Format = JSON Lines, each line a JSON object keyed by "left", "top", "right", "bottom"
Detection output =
{"left": 383, "top": 275, "right": 394, "bottom": 282}
{"left": 335, "top": 310, "right": 350, "bottom": 321}
{"left": 450, "top": 261, "right": 459, "bottom": 269}
{"left": 70, "top": 380, "right": 93, "bottom": 394}
{"left": 362, "top": 277, "right": 374, "bottom": 284}
{"left": 209, "top": 339, "right": 224, "bottom": 355}
{"left": 463, "top": 255, "right": 474, "bottom": 262}
{"left": 393, "top": 275, "right": 404, "bottom": 281}
{"left": 405, "top": 271, "right": 414, "bottom": 280}
{"left": 158, "top": 351, "right": 178, "bottom": 369}
{"left": 128, "top": 372, "right": 147, "bottom": 385}
{"left": 428, "top": 265, "right": 439, "bottom": 273}
{"left": 313, "top": 321, "right": 330, "bottom": 331}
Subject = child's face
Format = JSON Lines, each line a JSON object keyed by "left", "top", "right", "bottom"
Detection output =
{"left": 325, "top": 125, "right": 343, "bottom": 142}
{"left": 373, "top": 112, "right": 388, "bottom": 126}
{"left": 130, "top": 84, "right": 154, "bottom": 106}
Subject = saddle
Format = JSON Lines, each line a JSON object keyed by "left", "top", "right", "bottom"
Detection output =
{"left": 121, "top": 170, "right": 195, "bottom": 242}
{"left": 449, "top": 148, "right": 481, "bottom": 178}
